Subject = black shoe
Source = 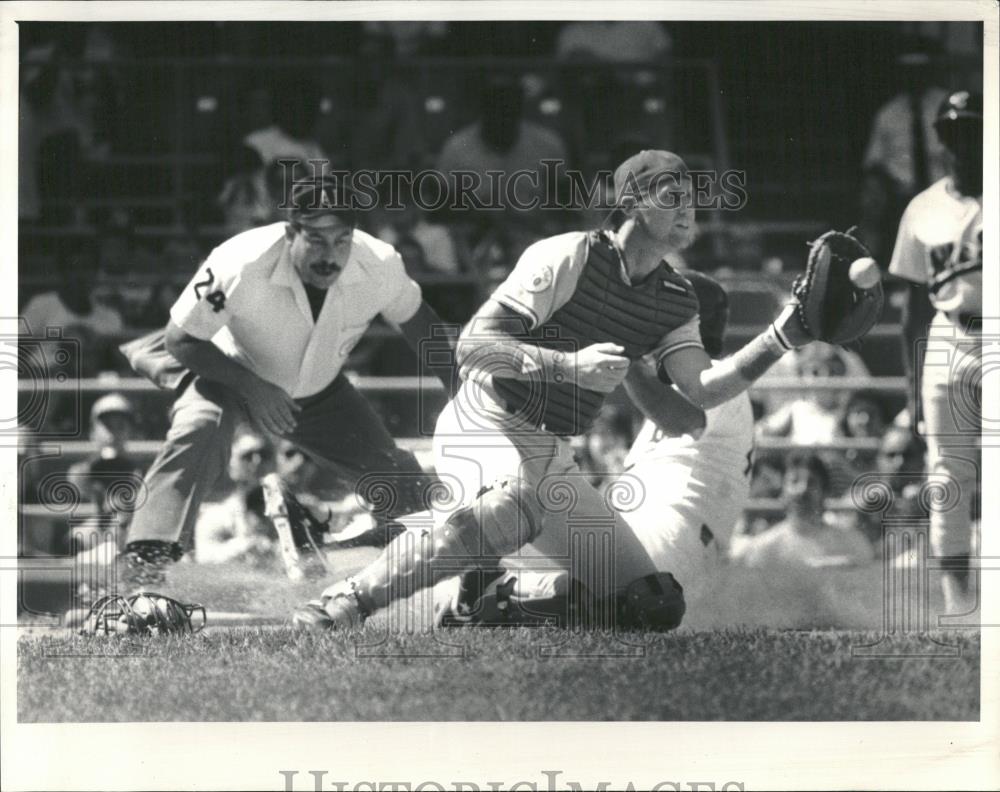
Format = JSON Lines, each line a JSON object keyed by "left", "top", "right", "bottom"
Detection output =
{"left": 119, "top": 540, "right": 184, "bottom": 591}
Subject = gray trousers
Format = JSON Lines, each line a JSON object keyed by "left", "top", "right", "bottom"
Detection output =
{"left": 126, "top": 374, "right": 432, "bottom": 549}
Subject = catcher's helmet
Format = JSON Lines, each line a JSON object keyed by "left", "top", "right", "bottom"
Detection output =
{"left": 81, "top": 592, "right": 206, "bottom": 636}
{"left": 683, "top": 271, "right": 729, "bottom": 358}
{"left": 934, "top": 91, "right": 983, "bottom": 129}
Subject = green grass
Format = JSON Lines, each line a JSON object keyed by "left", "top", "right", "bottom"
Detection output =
{"left": 18, "top": 627, "right": 979, "bottom": 722}
{"left": 18, "top": 558, "right": 980, "bottom": 722}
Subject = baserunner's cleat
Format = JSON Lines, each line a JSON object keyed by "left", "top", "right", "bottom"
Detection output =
{"left": 291, "top": 580, "right": 367, "bottom": 631}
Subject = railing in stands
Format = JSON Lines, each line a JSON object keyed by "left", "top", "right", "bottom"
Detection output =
{"left": 15, "top": 376, "right": 911, "bottom": 525}
{"left": 17, "top": 375, "right": 909, "bottom": 394}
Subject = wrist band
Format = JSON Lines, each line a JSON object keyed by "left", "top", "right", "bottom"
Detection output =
{"left": 767, "top": 323, "right": 794, "bottom": 352}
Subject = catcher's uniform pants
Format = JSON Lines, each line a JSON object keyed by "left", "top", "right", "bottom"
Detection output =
{"left": 431, "top": 383, "right": 659, "bottom": 603}
{"left": 127, "top": 374, "right": 429, "bottom": 549}
{"left": 921, "top": 324, "right": 981, "bottom": 561}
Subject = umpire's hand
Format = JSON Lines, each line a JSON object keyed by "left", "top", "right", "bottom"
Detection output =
{"left": 237, "top": 373, "right": 301, "bottom": 435}
{"left": 571, "top": 343, "right": 631, "bottom": 393}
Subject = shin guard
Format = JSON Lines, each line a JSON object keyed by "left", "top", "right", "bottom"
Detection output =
{"left": 351, "top": 477, "right": 542, "bottom": 614}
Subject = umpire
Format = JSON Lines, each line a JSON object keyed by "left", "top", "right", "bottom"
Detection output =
{"left": 118, "top": 175, "right": 452, "bottom": 589}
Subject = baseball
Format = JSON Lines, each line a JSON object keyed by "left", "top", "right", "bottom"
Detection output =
{"left": 849, "top": 257, "right": 881, "bottom": 290}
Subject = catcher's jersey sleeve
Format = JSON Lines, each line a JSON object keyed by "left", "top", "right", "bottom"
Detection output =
{"left": 490, "top": 232, "right": 589, "bottom": 329}
{"left": 650, "top": 314, "right": 704, "bottom": 365}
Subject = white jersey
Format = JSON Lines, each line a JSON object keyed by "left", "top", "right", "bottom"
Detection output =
{"left": 623, "top": 391, "right": 755, "bottom": 554}
{"left": 889, "top": 177, "right": 982, "bottom": 338}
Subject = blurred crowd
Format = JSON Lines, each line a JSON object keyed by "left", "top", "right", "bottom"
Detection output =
{"left": 19, "top": 25, "right": 975, "bottom": 352}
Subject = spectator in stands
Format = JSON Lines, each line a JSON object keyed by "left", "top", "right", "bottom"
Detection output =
{"left": 86, "top": 393, "right": 137, "bottom": 457}
{"left": 194, "top": 430, "right": 279, "bottom": 566}
{"left": 437, "top": 74, "right": 568, "bottom": 287}
{"left": 838, "top": 389, "right": 889, "bottom": 442}
{"left": 275, "top": 439, "right": 335, "bottom": 522}
{"left": 755, "top": 344, "right": 849, "bottom": 445}
{"left": 20, "top": 36, "right": 121, "bottom": 224}
{"left": 68, "top": 394, "right": 139, "bottom": 506}
{"left": 70, "top": 453, "right": 145, "bottom": 557}
{"left": 371, "top": 182, "right": 461, "bottom": 275}
{"left": 873, "top": 425, "right": 927, "bottom": 519}
{"left": 863, "top": 37, "right": 949, "bottom": 201}
{"left": 731, "top": 453, "right": 873, "bottom": 569}
{"left": 217, "top": 145, "right": 285, "bottom": 235}
{"left": 749, "top": 453, "right": 785, "bottom": 501}
{"left": 242, "top": 79, "right": 326, "bottom": 167}
{"left": 847, "top": 425, "right": 929, "bottom": 552}
{"left": 437, "top": 73, "right": 568, "bottom": 214}
{"left": 340, "top": 53, "right": 430, "bottom": 171}
{"left": 555, "top": 21, "right": 672, "bottom": 63}
{"left": 824, "top": 389, "right": 891, "bottom": 497}
{"left": 756, "top": 341, "right": 871, "bottom": 431}
{"left": 64, "top": 394, "right": 143, "bottom": 556}
{"left": 147, "top": 280, "right": 184, "bottom": 330}
{"left": 20, "top": 243, "right": 126, "bottom": 376}
{"left": 276, "top": 439, "right": 320, "bottom": 492}
{"left": 90, "top": 219, "right": 153, "bottom": 328}
{"left": 274, "top": 439, "right": 383, "bottom": 548}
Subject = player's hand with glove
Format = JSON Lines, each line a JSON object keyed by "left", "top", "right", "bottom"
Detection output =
{"left": 571, "top": 342, "right": 631, "bottom": 393}
{"left": 237, "top": 372, "right": 301, "bottom": 435}
{"left": 770, "top": 228, "right": 885, "bottom": 351}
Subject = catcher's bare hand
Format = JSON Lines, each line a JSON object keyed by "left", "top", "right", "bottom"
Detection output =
{"left": 238, "top": 373, "right": 301, "bottom": 435}
{"left": 572, "top": 343, "right": 631, "bottom": 393}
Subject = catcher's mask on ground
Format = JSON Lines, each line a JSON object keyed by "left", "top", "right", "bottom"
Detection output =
{"left": 81, "top": 593, "right": 206, "bottom": 636}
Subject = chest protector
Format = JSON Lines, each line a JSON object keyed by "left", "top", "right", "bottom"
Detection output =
{"left": 492, "top": 231, "right": 699, "bottom": 436}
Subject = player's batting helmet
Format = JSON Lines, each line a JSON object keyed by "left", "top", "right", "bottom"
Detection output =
{"left": 683, "top": 271, "right": 729, "bottom": 358}
{"left": 934, "top": 90, "right": 983, "bottom": 129}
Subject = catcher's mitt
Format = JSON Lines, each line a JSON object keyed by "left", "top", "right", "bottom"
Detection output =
{"left": 81, "top": 592, "right": 206, "bottom": 636}
{"left": 792, "top": 228, "right": 884, "bottom": 346}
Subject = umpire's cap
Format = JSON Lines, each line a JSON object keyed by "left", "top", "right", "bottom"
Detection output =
{"left": 287, "top": 174, "right": 358, "bottom": 227}
{"left": 683, "top": 271, "right": 729, "bottom": 359}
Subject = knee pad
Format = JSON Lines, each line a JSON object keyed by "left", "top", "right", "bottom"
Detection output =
{"left": 440, "top": 477, "right": 542, "bottom": 560}
{"left": 619, "top": 572, "right": 686, "bottom": 631}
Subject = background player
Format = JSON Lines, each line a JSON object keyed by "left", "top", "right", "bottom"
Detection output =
{"left": 889, "top": 90, "right": 983, "bottom": 616}
{"left": 294, "top": 149, "right": 849, "bottom": 632}
{"left": 115, "top": 175, "right": 453, "bottom": 592}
